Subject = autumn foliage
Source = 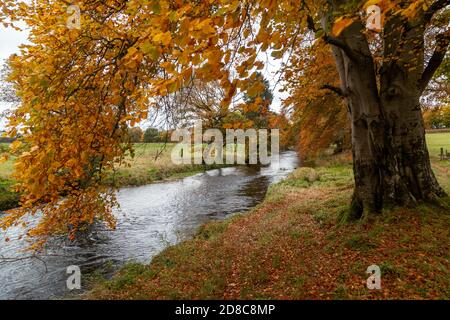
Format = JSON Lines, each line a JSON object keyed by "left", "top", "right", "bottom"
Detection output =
{"left": 423, "top": 105, "right": 450, "bottom": 129}
{"left": 0, "top": 0, "right": 448, "bottom": 247}
{"left": 0, "top": 0, "right": 310, "bottom": 248}
{"left": 283, "top": 39, "right": 351, "bottom": 160}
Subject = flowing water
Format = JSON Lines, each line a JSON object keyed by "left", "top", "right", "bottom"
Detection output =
{"left": 0, "top": 151, "right": 298, "bottom": 300}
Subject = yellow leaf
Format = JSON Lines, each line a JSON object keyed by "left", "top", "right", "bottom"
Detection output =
{"left": 332, "top": 17, "right": 354, "bottom": 36}
{"left": 11, "top": 140, "right": 22, "bottom": 151}
{"left": 141, "top": 42, "right": 160, "bottom": 60}
{"left": 153, "top": 31, "right": 172, "bottom": 46}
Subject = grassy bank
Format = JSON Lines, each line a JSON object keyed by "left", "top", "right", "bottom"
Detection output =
{"left": 103, "top": 143, "right": 229, "bottom": 187}
{"left": 0, "top": 143, "right": 18, "bottom": 211}
{"left": 0, "top": 143, "right": 227, "bottom": 210}
{"left": 89, "top": 138, "right": 450, "bottom": 300}
{"left": 0, "top": 178, "right": 19, "bottom": 211}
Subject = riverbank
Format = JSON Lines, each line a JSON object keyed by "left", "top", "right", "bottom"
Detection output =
{"left": 0, "top": 151, "right": 298, "bottom": 300}
{"left": 0, "top": 143, "right": 18, "bottom": 211}
{"left": 0, "top": 143, "right": 228, "bottom": 211}
{"left": 89, "top": 150, "right": 450, "bottom": 299}
{"left": 0, "top": 178, "right": 19, "bottom": 212}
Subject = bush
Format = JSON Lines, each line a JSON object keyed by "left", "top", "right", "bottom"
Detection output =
{"left": 0, "top": 179, "right": 19, "bottom": 211}
{"left": 143, "top": 127, "right": 162, "bottom": 143}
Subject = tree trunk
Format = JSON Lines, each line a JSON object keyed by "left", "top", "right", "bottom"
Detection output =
{"left": 349, "top": 93, "right": 445, "bottom": 219}
{"left": 322, "top": 12, "right": 446, "bottom": 219}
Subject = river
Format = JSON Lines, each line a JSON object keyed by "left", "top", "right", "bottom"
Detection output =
{"left": 0, "top": 151, "right": 298, "bottom": 300}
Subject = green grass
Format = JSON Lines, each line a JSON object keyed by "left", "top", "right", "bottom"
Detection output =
{"left": 0, "top": 158, "right": 15, "bottom": 181}
{"left": 0, "top": 178, "right": 19, "bottom": 211}
{"left": 426, "top": 133, "right": 450, "bottom": 193}
{"left": 0, "top": 143, "right": 17, "bottom": 210}
{"left": 0, "top": 143, "right": 15, "bottom": 180}
{"left": 103, "top": 143, "right": 228, "bottom": 187}
{"left": 426, "top": 132, "right": 450, "bottom": 165}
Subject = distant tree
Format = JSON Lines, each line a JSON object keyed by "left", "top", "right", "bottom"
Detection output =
{"left": 243, "top": 72, "right": 273, "bottom": 105}
{"left": 128, "top": 127, "right": 143, "bottom": 143}
{"left": 0, "top": 61, "right": 20, "bottom": 105}
{"left": 160, "top": 80, "right": 230, "bottom": 130}
{"left": 423, "top": 106, "right": 450, "bottom": 129}
{"left": 268, "top": 112, "right": 294, "bottom": 150}
{"left": 0, "top": 136, "right": 15, "bottom": 143}
{"left": 242, "top": 72, "right": 273, "bottom": 129}
{"left": 143, "top": 127, "right": 161, "bottom": 143}
{"left": 0, "top": 61, "right": 20, "bottom": 131}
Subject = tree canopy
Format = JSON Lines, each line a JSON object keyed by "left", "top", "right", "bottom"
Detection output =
{"left": 0, "top": 0, "right": 448, "bottom": 248}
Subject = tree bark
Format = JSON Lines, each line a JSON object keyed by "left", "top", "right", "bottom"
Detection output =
{"left": 321, "top": 6, "right": 446, "bottom": 219}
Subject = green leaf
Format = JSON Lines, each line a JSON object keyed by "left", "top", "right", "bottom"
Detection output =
{"left": 141, "top": 42, "right": 160, "bottom": 60}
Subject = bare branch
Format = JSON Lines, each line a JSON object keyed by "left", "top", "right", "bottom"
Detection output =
{"left": 306, "top": 15, "right": 317, "bottom": 32}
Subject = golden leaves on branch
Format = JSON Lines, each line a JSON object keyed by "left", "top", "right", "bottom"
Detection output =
{"left": 332, "top": 17, "right": 355, "bottom": 36}
{"left": 1, "top": 0, "right": 313, "bottom": 249}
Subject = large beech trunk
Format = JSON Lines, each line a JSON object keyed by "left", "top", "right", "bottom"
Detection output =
{"left": 350, "top": 91, "right": 445, "bottom": 218}
{"left": 322, "top": 9, "right": 446, "bottom": 218}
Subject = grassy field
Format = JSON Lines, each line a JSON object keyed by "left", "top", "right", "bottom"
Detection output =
{"left": 104, "top": 143, "right": 228, "bottom": 187}
{"left": 0, "top": 143, "right": 228, "bottom": 210}
{"left": 427, "top": 133, "right": 450, "bottom": 165}
{"left": 0, "top": 143, "right": 15, "bottom": 180}
{"left": 89, "top": 134, "right": 450, "bottom": 300}
{"left": 0, "top": 135, "right": 449, "bottom": 211}
{"left": 427, "top": 133, "right": 450, "bottom": 194}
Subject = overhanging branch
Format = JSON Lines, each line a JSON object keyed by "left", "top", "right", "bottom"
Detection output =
{"left": 424, "top": 0, "right": 450, "bottom": 23}
{"left": 321, "top": 84, "right": 347, "bottom": 97}
{"left": 323, "top": 35, "right": 358, "bottom": 61}
{"left": 419, "top": 31, "right": 450, "bottom": 92}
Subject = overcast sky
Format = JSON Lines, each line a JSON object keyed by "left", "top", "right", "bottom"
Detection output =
{"left": 0, "top": 24, "right": 29, "bottom": 129}
{"left": 0, "top": 22, "right": 287, "bottom": 130}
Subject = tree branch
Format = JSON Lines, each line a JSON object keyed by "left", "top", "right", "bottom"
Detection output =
{"left": 306, "top": 15, "right": 317, "bottom": 32}
{"left": 323, "top": 35, "right": 358, "bottom": 61}
{"left": 419, "top": 31, "right": 450, "bottom": 93}
{"left": 424, "top": 0, "right": 450, "bottom": 23}
{"left": 321, "top": 84, "right": 347, "bottom": 97}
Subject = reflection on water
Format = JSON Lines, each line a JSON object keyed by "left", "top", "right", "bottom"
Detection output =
{"left": 0, "top": 151, "right": 298, "bottom": 300}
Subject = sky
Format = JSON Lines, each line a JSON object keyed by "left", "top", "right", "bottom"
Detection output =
{"left": 0, "top": 25, "right": 29, "bottom": 62}
{"left": 0, "top": 23, "right": 29, "bottom": 129}
{"left": 0, "top": 22, "right": 288, "bottom": 130}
